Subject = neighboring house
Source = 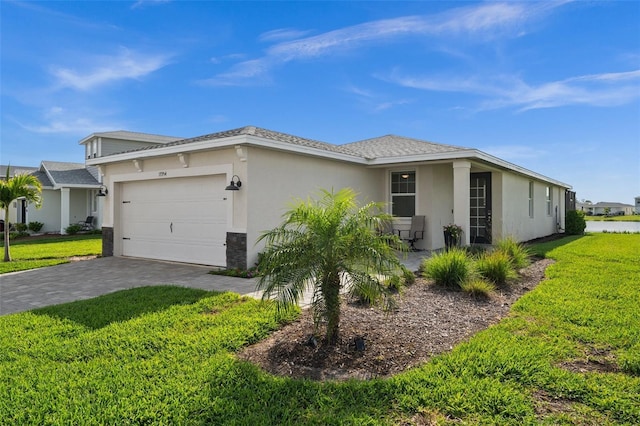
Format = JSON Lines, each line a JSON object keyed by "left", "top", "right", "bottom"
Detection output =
{"left": 0, "top": 162, "right": 104, "bottom": 234}
{"left": 85, "top": 126, "right": 572, "bottom": 269}
{"left": 577, "top": 201, "right": 635, "bottom": 216}
{"left": 635, "top": 196, "right": 640, "bottom": 214}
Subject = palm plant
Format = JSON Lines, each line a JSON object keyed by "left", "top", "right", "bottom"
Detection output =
{"left": 256, "top": 188, "right": 407, "bottom": 344}
{"left": 1, "top": 166, "right": 42, "bottom": 261}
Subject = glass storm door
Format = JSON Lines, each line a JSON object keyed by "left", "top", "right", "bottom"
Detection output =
{"left": 470, "top": 173, "right": 492, "bottom": 244}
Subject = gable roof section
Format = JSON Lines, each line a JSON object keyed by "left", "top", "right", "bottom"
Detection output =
{"left": 342, "top": 135, "right": 469, "bottom": 159}
{"left": 0, "top": 165, "right": 39, "bottom": 178}
{"left": 40, "top": 161, "right": 101, "bottom": 188}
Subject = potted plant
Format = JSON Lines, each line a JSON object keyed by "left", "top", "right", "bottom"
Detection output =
{"left": 443, "top": 224, "right": 463, "bottom": 250}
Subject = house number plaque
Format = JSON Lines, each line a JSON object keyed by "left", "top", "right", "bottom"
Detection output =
{"left": 158, "top": 171, "right": 167, "bottom": 177}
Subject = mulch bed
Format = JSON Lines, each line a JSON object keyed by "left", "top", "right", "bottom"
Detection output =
{"left": 238, "top": 258, "right": 554, "bottom": 381}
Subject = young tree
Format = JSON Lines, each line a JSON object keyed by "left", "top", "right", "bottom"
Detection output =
{"left": 257, "top": 188, "right": 407, "bottom": 344}
{"left": 0, "top": 166, "right": 42, "bottom": 261}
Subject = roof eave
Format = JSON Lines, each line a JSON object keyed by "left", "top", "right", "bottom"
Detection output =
{"left": 368, "top": 149, "right": 571, "bottom": 188}
{"left": 87, "top": 134, "right": 366, "bottom": 166}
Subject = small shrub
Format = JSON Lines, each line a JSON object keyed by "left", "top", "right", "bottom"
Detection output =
{"left": 28, "top": 221, "right": 44, "bottom": 232}
{"left": 9, "top": 232, "right": 21, "bottom": 240}
{"left": 495, "top": 236, "right": 530, "bottom": 269}
{"left": 402, "top": 266, "right": 416, "bottom": 286}
{"left": 566, "top": 210, "right": 586, "bottom": 235}
{"left": 422, "top": 248, "right": 474, "bottom": 289}
{"left": 15, "top": 223, "right": 28, "bottom": 232}
{"left": 476, "top": 251, "right": 517, "bottom": 286}
{"left": 65, "top": 224, "right": 83, "bottom": 235}
{"left": 385, "top": 275, "right": 403, "bottom": 292}
{"left": 461, "top": 278, "right": 495, "bottom": 298}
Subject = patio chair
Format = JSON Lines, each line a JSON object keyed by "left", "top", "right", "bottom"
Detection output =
{"left": 399, "top": 215, "right": 425, "bottom": 251}
{"left": 376, "top": 219, "right": 395, "bottom": 236}
{"left": 78, "top": 216, "right": 95, "bottom": 231}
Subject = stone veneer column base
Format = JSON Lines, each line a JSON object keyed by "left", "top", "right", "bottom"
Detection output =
{"left": 226, "top": 232, "right": 247, "bottom": 270}
{"left": 101, "top": 227, "right": 114, "bottom": 257}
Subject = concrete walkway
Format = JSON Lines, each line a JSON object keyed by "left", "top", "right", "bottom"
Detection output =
{"left": 0, "top": 251, "right": 431, "bottom": 316}
{"left": 0, "top": 257, "right": 259, "bottom": 316}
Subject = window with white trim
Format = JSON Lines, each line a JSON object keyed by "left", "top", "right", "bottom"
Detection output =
{"left": 529, "top": 181, "right": 534, "bottom": 218}
{"left": 391, "top": 171, "right": 415, "bottom": 217}
{"left": 546, "top": 186, "right": 552, "bottom": 216}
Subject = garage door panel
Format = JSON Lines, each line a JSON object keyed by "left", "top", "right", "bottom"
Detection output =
{"left": 120, "top": 175, "right": 228, "bottom": 266}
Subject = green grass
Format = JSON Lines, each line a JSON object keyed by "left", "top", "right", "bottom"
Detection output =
{"left": 0, "top": 234, "right": 101, "bottom": 274}
{"left": 586, "top": 215, "right": 640, "bottom": 222}
{"left": 1, "top": 234, "right": 638, "bottom": 424}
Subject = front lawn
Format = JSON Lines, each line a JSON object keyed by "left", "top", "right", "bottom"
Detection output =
{"left": 0, "top": 234, "right": 102, "bottom": 274}
{"left": 0, "top": 234, "right": 638, "bottom": 424}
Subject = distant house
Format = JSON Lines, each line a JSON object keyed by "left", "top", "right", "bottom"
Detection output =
{"left": 635, "top": 196, "right": 640, "bottom": 214}
{"left": 577, "top": 201, "right": 635, "bottom": 216}
{"left": 83, "top": 125, "right": 573, "bottom": 269}
{"left": 0, "top": 162, "right": 104, "bottom": 234}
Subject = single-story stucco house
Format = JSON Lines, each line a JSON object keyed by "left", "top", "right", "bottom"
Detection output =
{"left": 577, "top": 201, "right": 635, "bottom": 216}
{"left": 0, "top": 162, "right": 104, "bottom": 234}
{"left": 84, "top": 126, "right": 573, "bottom": 270}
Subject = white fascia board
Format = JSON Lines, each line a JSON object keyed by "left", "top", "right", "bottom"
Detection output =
{"left": 51, "top": 184, "right": 103, "bottom": 190}
{"left": 369, "top": 149, "right": 571, "bottom": 189}
{"left": 40, "top": 162, "right": 58, "bottom": 187}
{"left": 473, "top": 151, "right": 572, "bottom": 189}
{"left": 87, "top": 134, "right": 366, "bottom": 166}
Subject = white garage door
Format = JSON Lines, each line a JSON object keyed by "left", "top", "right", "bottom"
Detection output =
{"left": 120, "top": 175, "right": 228, "bottom": 266}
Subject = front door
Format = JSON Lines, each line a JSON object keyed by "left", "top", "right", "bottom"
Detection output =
{"left": 470, "top": 173, "right": 492, "bottom": 244}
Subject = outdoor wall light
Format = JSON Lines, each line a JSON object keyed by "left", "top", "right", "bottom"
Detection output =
{"left": 96, "top": 185, "right": 108, "bottom": 197}
{"left": 225, "top": 175, "right": 242, "bottom": 191}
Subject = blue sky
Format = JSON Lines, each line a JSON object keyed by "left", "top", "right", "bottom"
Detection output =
{"left": 1, "top": 0, "right": 639, "bottom": 204}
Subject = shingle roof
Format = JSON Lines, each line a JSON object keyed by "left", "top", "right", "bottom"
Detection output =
{"left": 341, "top": 135, "right": 469, "bottom": 159}
{"left": 0, "top": 165, "right": 39, "bottom": 178}
{"left": 31, "top": 170, "right": 53, "bottom": 187}
{"left": 95, "top": 126, "right": 475, "bottom": 160}
{"left": 112, "top": 126, "right": 361, "bottom": 157}
{"left": 593, "top": 202, "right": 634, "bottom": 208}
{"left": 41, "top": 161, "right": 101, "bottom": 186}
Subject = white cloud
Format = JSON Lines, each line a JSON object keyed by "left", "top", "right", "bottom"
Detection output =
{"left": 51, "top": 48, "right": 171, "bottom": 91}
{"left": 131, "top": 0, "right": 171, "bottom": 10}
{"left": 20, "top": 106, "right": 121, "bottom": 135}
{"left": 383, "top": 69, "right": 640, "bottom": 111}
{"left": 259, "top": 28, "right": 312, "bottom": 43}
{"left": 203, "top": 2, "right": 567, "bottom": 86}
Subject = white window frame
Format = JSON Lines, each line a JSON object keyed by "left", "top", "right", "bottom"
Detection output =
{"left": 390, "top": 171, "right": 416, "bottom": 218}
{"left": 529, "top": 181, "right": 534, "bottom": 218}
{"left": 546, "top": 186, "right": 552, "bottom": 216}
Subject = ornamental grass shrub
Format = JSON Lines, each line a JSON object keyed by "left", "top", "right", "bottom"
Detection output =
{"left": 422, "top": 248, "right": 474, "bottom": 289}
{"left": 476, "top": 250, "right": 518, "bottom": 286}
{"left": 495, "top": 236, "right": 531, "bottom": 269}
{"left": 460, "top": 278, "right": 495, "bottom": 298}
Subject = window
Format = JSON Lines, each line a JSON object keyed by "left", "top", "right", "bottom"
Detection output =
{"left": 89, "top": 190, "right": 97, "bottom": 214}
{"left": 546, "top": 186, "right": 552, "bottom": 216}
{"left": 528, "top": 181, "right": 534, "bottom": 218}
{"left": 391, "top": 171, "right": 415, "bottom": 217}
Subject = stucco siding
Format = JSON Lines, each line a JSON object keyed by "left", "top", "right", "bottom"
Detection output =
{"left": 98, "top": 138, "right": 162, "bottom": 157}
{"left": 26, "top": 189, "right": 61, "bottom": 233}
{"left": 246, "top": 147, "right": 384, "bottom": 266}
{"left": 500, "top": 173, "right": 562, "bottom": 241}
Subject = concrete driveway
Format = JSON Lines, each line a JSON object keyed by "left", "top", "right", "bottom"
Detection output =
{"left": 0, "top": 257, "right": 259, "bottom": 316}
